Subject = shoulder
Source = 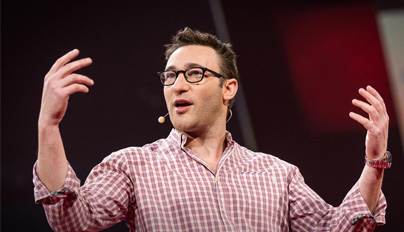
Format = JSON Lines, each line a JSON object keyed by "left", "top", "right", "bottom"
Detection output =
{"left": 234, "top": 142, "right": 298, "bottom": 174}
{"left": 102, "top": 137, "right": 174, "bottom": 165}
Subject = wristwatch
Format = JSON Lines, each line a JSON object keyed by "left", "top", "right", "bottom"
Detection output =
{"left": 365, "top": 151, "right": 392, "bottom": 169}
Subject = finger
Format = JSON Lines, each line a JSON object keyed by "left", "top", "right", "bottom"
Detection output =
{"left": 351, "top": 98, "right": 380, "bottom": 122}
{"left": 349, "top": 112, "right": 373, "bottom": 130}
{"left": 361, "top": 86, "right": 389, "bottom": 122}
{"left": 62, "top": 83, "right": 91, "bottom": 96}
{"left": 48, "top": 49, "right": 80, "bottom": 76}
{"left": 358, "top": 87, "right": 384, "bottom": 113}
{"left": 59, "top": 57, "right": 93, "bottom": 78}
{"left": 358, "top": 88, "right": 378, "bottom": 106}
{"left": 59, "top": 73, "right": 94, "bottom": 88}
{"left": 366, "top": 85, "right": 387, "bottom": 111}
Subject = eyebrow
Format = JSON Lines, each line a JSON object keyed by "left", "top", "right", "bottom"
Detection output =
{"left": 165, "top": 63, "right": 203, "bottom": 71}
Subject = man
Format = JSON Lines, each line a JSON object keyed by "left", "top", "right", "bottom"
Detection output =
{"left": 34, "top": 28, "right": 390, "bottom": 231}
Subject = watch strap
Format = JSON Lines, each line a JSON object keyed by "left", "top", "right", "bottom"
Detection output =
{"left": 365, "top": 151, "right": 392, "bottom": 169}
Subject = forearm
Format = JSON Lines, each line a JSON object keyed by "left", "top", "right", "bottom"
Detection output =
{"left": 36, "top": 49, "right": 93, "bottom": 192}
{"left": 37, "top": 122, "right": 68, "bottom": 192}
{"left": 358, "top": 165, "right": 384, "bottom": 213}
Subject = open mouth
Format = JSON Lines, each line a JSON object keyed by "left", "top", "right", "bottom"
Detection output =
{"left": 174, "top": 99, "right": 192, "bottom": 113}
{"left": 175, "top": 102, "right": 192, "bottom": 107}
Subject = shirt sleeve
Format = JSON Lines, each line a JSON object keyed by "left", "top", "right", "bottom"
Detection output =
{"left": 288, "top": 167, "right": 386, "bottom": 232}
{"left": 32, "top": 152, "right": 134, "bottom": 231}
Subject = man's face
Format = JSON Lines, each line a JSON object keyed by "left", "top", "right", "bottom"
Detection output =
{"left": 163, "top": 45, "right": 226, "bottom": 134}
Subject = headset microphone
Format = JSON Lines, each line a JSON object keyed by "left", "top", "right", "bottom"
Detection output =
{"left": 158, "top": 113, "right": 169, "bottom": 124}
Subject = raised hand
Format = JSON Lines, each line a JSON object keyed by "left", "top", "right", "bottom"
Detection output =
{"left": 349, "top": 85, "right": 389, "bottom": 160}
{"left": 39, "top": 49, "right": 94, "bottom": 127}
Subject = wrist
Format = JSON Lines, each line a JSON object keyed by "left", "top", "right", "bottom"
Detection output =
{"left": 38, "top": 120, "right": 61, "bottom": 139}
{"left": 38, "top": 114, "right": 60, "bottom": 129}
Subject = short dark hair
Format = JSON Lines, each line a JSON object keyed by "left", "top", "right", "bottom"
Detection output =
{"left": 165, "top": 27, "right": 239, "bottom": 109}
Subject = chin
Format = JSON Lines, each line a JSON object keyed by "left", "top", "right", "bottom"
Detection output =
{"left": 173, "top": 124, "right": 191, "bottom": 132}
{"left": 172, "top": 120, "right": 197, "bottom": 133}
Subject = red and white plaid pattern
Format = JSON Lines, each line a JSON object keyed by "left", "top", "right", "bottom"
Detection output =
{"left": 33, "top": 129, "right": 386, "bottom": 231}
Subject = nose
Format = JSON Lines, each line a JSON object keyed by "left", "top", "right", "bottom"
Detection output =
{"left": 172, "top": 72, "right": 190, "bottom": 93}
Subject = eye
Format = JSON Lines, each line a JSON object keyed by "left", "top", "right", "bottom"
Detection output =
{"left": 186, "top": 68, "right": 204, "bottom": 82}
{"left": 187, "top": 69, "right": 203, "bottom": 77}
{"left": 165, "top": 71, "right": 176, "bottom": 79}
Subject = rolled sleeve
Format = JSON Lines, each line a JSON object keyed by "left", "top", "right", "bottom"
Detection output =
{"left": 341, "top": 182, "right": 387, "bottom": 226}
{"left": 33, "top": 161, "right": 81, "bottom": 204}
{"left": 289, "top": 167, "right": 387, "bottom": 231}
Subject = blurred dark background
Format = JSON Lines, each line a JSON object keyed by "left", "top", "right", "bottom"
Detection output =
{"left": 2, "top": 0, "right": 404, "bottom": 231}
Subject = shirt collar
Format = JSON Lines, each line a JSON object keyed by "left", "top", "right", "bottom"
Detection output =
{"left": 167, "top": 128, "right": 234, "bottom": 148}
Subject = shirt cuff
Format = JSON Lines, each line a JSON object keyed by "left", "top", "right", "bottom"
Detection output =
{"left": 342, "top": 182, "right": 387, "bottom": 226}
{"left": 32, "top": 161, "right": 81, "bottom": 204}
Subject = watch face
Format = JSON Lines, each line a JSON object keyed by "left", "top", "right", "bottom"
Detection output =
{"left": 387, "top": 152, "right": 392, "bottom": 168}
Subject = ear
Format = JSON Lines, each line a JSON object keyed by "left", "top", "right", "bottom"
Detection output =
{"left": 222, "top": 78, "right": 238, "bottom": 104}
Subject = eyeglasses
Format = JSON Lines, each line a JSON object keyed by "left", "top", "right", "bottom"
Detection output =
{"left": 158, "top": 67, "right": 223, "bottom": 86}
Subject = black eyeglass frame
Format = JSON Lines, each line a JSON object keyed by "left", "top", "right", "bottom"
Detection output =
{"left": 157, "top": 67, "right": 224, "bottom": 86}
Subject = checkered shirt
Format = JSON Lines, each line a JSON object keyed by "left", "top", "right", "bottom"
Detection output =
{"left": 33, "top": 129, "right": 386, "bottom": 231}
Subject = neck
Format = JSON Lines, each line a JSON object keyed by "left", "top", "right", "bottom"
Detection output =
{"left": 179, "top": 126, "right": 227, "bottom": 173}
